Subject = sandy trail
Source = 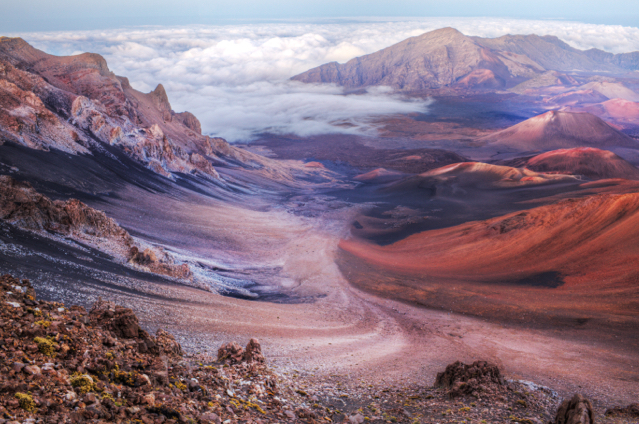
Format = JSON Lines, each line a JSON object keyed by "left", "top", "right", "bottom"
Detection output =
{"left": 101, "top": 189, "right": 639, "bottom": 407}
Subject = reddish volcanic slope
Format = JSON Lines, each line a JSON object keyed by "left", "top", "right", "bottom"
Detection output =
{"left": 354, "top": 168, "right": 408, "bottom": 184}
{"left": 579, "top": 81, "right": 639, "bottom": 102}
{"left": 523, "top": 147, "right": 639, "bottom": 180}
{"left": 384, "top": 161, "right": 577, "bottom": 194}
{"left": 600, "top": 98, "right": 639, "bottom": 121}
{"left": 340, "top": 192, "right": 639, "bottom": 290}
{"left": 479, "top": 111, "right": 638, "bottom": 151}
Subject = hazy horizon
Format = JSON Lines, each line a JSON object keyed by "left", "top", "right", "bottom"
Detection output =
{"left": 8, "top": 17, "right": 639, "bottom": 141}
{"left": 2, "top": 0, "right": 639, "bottom": 32}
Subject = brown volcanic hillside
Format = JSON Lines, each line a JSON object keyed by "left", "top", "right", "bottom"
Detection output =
{"left": 293, "top": 28, "right": 639, "bottom": 91}
{"left": 479, "top": 111, "right": 638, "bottom": 151}
{"left": 510, "top": 147, "right": 639, "bottom": 180}
{"left": 292, "top": 28, "right": 541, "bottom": 90}
{"left": 472, "top": 34, "right": 632, "bottom": 73}
{"left": 0, "top": 37, "right": 320, "bottom": 185}
{"left": 340, "top": 191, "right": 639, "bottom": 300}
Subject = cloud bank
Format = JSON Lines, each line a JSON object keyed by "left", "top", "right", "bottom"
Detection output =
{"left": 13, "top": 18, "right": 639, "bottom": 141}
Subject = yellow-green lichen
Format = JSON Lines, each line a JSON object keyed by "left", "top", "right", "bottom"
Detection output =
{"left": 70, "top": 374, "right": 95, "bottom": 394}
{"left": 33, "top": 336, "right": 55, "bottom": 357}
{"left": 15, "top": 392, "right": 35, "bottom": 412}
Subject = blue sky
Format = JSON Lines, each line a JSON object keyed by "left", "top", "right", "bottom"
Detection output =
{"left": 2, "top": 0, "right": 639, "bottom": 32}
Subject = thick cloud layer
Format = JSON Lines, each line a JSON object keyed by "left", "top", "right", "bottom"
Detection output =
{"left": 14, "top": 18, "right": 639, "bottom": 141}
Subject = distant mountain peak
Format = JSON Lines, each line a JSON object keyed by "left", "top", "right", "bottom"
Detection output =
{"left": 292, "top": 27, "right": 639, "bottom": 92}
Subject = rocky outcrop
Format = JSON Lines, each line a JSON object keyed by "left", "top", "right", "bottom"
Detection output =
{"left": 0, "top": 74, "right": 86, "bottom": 154}
{"left": 0, "top": 37, "right": 223, "bottom": 181}
{"left": 128, "top": 246, "right": 192, "bottom": 280}
{"left": 435, "top": 361, "right": 505, "bottom": 398}
{"left": 0, "top": 37, "right": 333, "bottom": 188}
{"left": 0, "top": 175, "right": 192, "bottom": 280}
{"left": 217, "top": 339, "right": 265, "bottom": 364}
{"left": 0, "top": 274, "right": 309, "bottom": 424}
{"left": 0, "top": 175, "right": 131, "bottom": 241}
{"left": 174, "top": 111, "right": 202, "bottom": 134}
{"left": 555, "top": 394, "right": 594, "bottom": 424}
{"left": 89, "top": 299, "right": 142, "bottom": 339}
{"left": 605, "top": 403, "right": 639, "bottom": 418}
{"left": 243, "top": 338, "right": 266, "bottom": 363}
{"left": 155, "top": 328, "right": 184, "bottom": 357}
{"left": 217, "top": 341, "right": 245, "bottom": 364}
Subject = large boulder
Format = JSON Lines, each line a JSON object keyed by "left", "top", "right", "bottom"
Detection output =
{"left": 243, "top": 338, "right": 265, "bottom": 363}
{"left": 555, "top": 394, "right": 594, "bottom": 424}
{"left": 89, "top": 299, "right": 140, "bottom": 339}
{"left": 217, "top": 341, "right": 244, "bottom": 364}
{"left": 435, "top": 360, "right": 504, "bottom": 397}
{"left": 156, "top": 328, "right": 183, "bottom": 357}
{"left": 218, "top": 339, "right": 266, "bottom": 364}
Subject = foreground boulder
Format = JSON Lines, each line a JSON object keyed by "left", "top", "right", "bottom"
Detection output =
{"left": 244, "top": 337, "right": 266, "bottom": 363}
{"left": 555, "top": 394, "right": 594, "bottom": 424}
{"left": 217, "top": 338, "right": 265, "bottom": 364}
{"left": 89, "top": 298, "right": 141, "bottom": 339}
{"left": 435, "top": 360, "right": 505, "bottom": 397}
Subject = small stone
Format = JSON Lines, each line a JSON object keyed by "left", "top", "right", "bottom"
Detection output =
{"left": 201, "top": 412, "right": 221, "bottom": 424}
{"left": 350, "top": 413, "right": 366, "bottom": 424}
{"left": 143, "top": 393, "right": 155, "bottom": 405}
{"left": 284, "top": 410, "right": 296, "bottom": 419}
{"left": 23, "top": 365, "right": 41, "bottom": 375}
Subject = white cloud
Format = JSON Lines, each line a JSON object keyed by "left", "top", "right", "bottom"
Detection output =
{"left": 11, "top": 18, "right": 639, "bottom": 141}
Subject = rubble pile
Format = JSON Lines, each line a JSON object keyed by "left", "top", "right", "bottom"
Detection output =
{"left": 0, "top": 274, "right": 637, "bottom": 423}
{"left": 0, "top": 275, "right": 327, "bottom": 423}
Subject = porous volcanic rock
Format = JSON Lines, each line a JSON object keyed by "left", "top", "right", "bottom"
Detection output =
{"left": 155, "top": 328, "right": 184, "bottom": 357}
{"left": 555, "top": 394, "right": 595, "bottom": 424}
{"left": 435, "top": 360, "right": 505, "bottom": 398}
{"left": 89, "top": 298, "right": 142, "bottom": 339}
{"left": 217, "top": 341, "right": 245, "bottom": 364}
{"left": 243, "top": 338, "right": 265, "bottom": 363}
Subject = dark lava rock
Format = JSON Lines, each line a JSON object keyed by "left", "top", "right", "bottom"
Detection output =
{"left": 89, "top": 298, "right": 140, "bottom": 338}
{"left": 435, "top": 360, "right": 505, "bottom": 398}
{"left": 244, "top": 338, "right": 265, "bottom": 363}
{"left": 605, "top": 403, "right": 639, "bottom": 418}
{"left": 155, "top": 328, "right": 183, "bottom": 356}
{"left": 217, "top": 341, "right": 244, "bottom": 364}
{"left": 555, "top": 394, "right": 594, "bottom": 424}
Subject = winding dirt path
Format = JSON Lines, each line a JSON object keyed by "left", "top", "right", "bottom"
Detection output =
{"left": 104, "top": 189, "right": 639, "bottom": 407}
